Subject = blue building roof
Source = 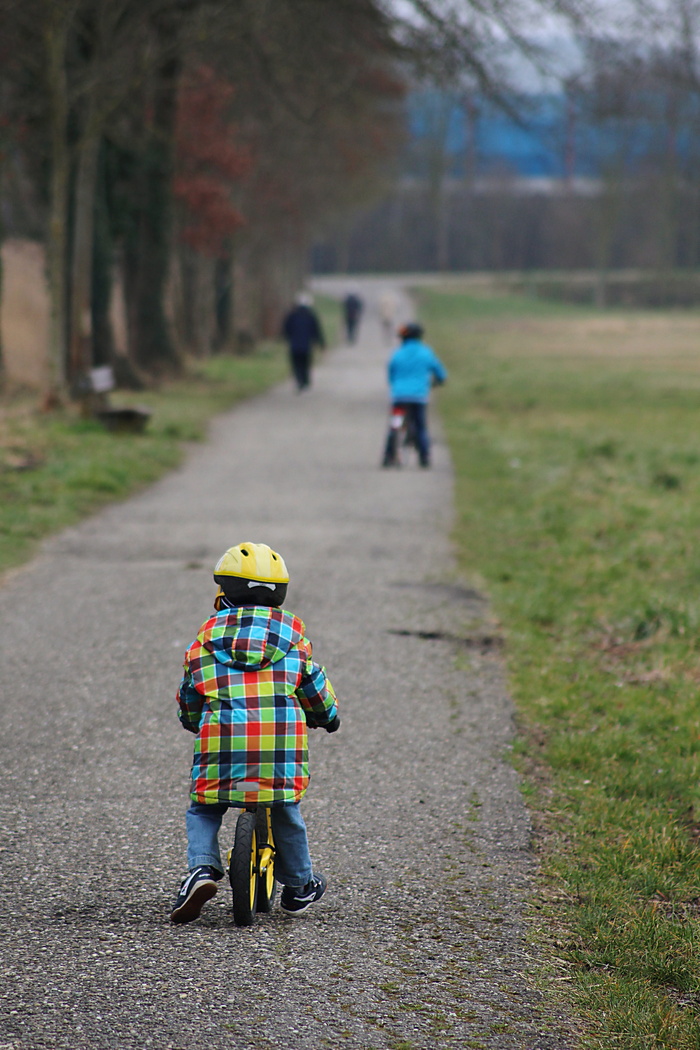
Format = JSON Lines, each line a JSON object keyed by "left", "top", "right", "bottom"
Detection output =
{"left": 404, "top": 89, "right": 687, "bottom": 181}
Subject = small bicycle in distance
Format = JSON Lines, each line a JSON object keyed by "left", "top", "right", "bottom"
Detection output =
{"left": 228, "top": 804, "right": 276, "bottom": 926}
{"left": 383, "top": 402, "right": 421, "bottom": 467}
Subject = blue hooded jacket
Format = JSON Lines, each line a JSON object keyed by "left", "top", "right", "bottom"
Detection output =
{"left": 387, "top": 339, "right": 447, "bottom": 403}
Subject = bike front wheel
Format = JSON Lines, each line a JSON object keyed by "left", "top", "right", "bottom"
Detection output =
{"left": 229, "top": 810, "right": 258, "bottom": 926}
{"left": 255, "top": 807, "right": 277, "bottom": 913}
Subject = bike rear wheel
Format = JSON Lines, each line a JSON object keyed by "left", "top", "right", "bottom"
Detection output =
{"left": 383, "top": 407, "right": 406, "bottom": 467}
{"left": 229, "top": 810, "right": 258, "bottom": 926}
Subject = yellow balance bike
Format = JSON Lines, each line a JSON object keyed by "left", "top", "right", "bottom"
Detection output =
{"left": 228, "top": 805, "right": 276, "bottom": 926}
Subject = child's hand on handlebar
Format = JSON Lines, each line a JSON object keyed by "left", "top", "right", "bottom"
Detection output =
{"left": 305, "top": 713, "right": 340, "bottom": 733}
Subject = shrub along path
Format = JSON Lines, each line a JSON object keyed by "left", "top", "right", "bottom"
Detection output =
{"left": 0, "top": 281, "right": 569, "bottom": 1050}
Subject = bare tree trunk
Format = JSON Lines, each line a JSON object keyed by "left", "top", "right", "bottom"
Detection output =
{"left": 0, "top": 189, "right": 4, "bottom": 392}
{"left": 176, "top": 245, "right": 197, "bottom": 351}
{"left": 593, "top": 167, "right": 624, "bottom": 308}
{"left": 68, "top": 127, "right": 100, "bottom": 392}
{"left": 435, "top": 183, "right": 449, "bottom": 271}
{"left": 0, "top": 251, "right": 4, "bottom": 392}
{"left": 92, "top": 139, "right": 117, "bottom": 368}
{"left": 658, "top": 103, "right": 680, "bottom": 280}
{"left": 426, "top": 94, "right": 452, "bottom": 271}
{"left": 44, "top": 9, "right": 71, "bottom": 407}
{"left": 124, "top": 87, "right": 180, "bottom": 371}
{"left": 213, "top": 250, "right": 233, "bottom": 352}
{"left": 686, "top": 178, "right": 700, "bottom": 269}
{"left": 122, "top": 5, "right": 192, "bottom": 375}
{"left": 0, "top": 76, "right": 8, "bottom": 392}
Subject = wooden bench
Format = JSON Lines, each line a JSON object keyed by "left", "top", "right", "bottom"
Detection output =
{"left": 89, "top": 367, "right": 152, "bottom": 434}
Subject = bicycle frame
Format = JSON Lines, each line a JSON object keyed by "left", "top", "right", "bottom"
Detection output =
{"left": 390, "top": 406, "right": 406, "bottom": 431}
{"left": 385, "top": 403, "right": 419, "bottom": 467}
{"left": 255, "top": 809, "right": 275, "bottom": 879}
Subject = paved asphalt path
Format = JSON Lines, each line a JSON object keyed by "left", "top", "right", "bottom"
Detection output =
{"left": 0, "top": 279, "right": 570, "bottom": 1050}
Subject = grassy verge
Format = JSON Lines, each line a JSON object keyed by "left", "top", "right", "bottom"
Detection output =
{"left": 0, "top": 343, "right": 287, "bottom": 577}
{"left": 421, "top": 285, "right": 700, "bottom": 1047}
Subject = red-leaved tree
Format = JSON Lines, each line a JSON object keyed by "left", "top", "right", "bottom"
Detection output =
{"left": 174, "top": 65, "right": 251, "bottom": 257}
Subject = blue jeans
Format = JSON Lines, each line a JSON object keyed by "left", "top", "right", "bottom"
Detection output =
{"left": 185, "top": 801, "right": 314, "bottom": 888}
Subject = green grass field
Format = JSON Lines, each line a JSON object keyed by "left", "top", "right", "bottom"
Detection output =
{"left": 421, "top": 284, "right": 700, "bottom": 1048}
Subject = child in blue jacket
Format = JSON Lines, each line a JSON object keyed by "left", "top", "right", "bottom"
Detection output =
{"left": 382, "top": 322, "right": 447, "bottom": 468}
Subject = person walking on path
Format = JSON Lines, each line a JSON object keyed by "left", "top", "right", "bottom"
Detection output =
{"left": 382, "top": 321, "right": 447, "bottom": 469}
{"left": 170, "top": 541, "right": 340, "bottom": 924}
{"left": 377, "top": 287, "right": 399, "bottom": 344}
{"left": 281, "top": 292, "right": 325, "bottom": 391}
{"left": 342, "top": 290, "right": 363, "bottom": 343}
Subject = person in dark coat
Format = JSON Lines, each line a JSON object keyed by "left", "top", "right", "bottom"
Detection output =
{"left": 342, "top": 291, "right": 363, "bottom": 343}
{"left": 281, "top": 293, "right": 325, "bottom": 391}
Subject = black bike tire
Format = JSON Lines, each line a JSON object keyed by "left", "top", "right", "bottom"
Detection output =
{"left": 392, "top": 422, "right": 404, "bottom": 466}
{"left": 230, "top": 810, "right": 258, "bottom": 927}
{"left": 255, "top": 807, "right": 277, "bottom": 913}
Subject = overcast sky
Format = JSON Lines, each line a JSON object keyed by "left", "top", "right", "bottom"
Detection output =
{"left": 388, "top": 1, "right": 700, "bottom": 93}
{"left": 386, "top": 0, "right": 690, "bottom": 41}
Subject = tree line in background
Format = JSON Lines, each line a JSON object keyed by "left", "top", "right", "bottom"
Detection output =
{"left": 316, "top": 0, "right": 700, "bottom": 304}
{"left": 0, "top": 0, "right": 610, "bottom": 402}
{"left": 0, "top": 0, "right": 408, "bottom": 401}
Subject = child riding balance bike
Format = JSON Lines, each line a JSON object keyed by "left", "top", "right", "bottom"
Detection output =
{"left": 170, "top": 542, "right": 339, "bottom": 924}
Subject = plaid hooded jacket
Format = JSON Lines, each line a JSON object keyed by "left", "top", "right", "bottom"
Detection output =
{"left": 177, "top": 605, "right": 338, "bottom": 805}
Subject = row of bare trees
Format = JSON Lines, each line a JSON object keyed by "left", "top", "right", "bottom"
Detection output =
{"left": 319, "top": 1, "right": 700, "bottom": 284}
{"left": 0, "top": 0, "right": 405, "bottom": 401}
{"left": 0, "top": 0, "right": 591, "bottom": 403}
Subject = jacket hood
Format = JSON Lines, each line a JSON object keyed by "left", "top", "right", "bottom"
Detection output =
{"left": 196, "top": 606, "right": 303, "bottom": 671}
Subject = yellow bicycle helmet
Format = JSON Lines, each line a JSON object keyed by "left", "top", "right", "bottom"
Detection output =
{"left": 213, "top": 542, "right": 289, "bottom": 609}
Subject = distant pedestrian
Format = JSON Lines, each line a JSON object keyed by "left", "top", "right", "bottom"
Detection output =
{"left": 377, "top": 289, "right": 399, "bottom": 345}
{"left": 342, "top": 291, "right": 363, "bottom": 344}
{"left": 281, "top": 293, "right": 325, "bottom": 391}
